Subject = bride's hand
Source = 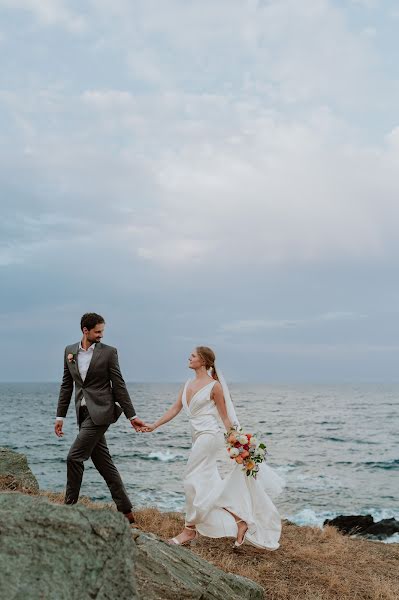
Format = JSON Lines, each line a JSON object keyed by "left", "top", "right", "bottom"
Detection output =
{"left": 141, "top": 423, "right": 156, "bottom": 432}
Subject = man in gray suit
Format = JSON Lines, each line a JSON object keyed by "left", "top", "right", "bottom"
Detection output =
{"left": 55, "top": 312, "right": 147, "bottom": 523}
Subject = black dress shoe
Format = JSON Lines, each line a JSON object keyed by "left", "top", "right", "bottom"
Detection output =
{"left": 124, "top": 511, "right": 135, "bottom": 524}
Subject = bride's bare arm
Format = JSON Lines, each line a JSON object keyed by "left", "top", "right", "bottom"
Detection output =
{"left": 144, "top": 389, "right": 183, "bottom": 431}
{"left": 212, "top": 382, "right": 233, "bottom": 431}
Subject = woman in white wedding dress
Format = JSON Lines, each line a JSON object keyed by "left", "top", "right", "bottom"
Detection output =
{"left": 144, "top": 346, "right": 283, "bottom": 548}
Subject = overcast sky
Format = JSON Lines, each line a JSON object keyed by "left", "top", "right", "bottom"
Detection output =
{"left": 1, "top": 0, "right": 399, "bottom": 382}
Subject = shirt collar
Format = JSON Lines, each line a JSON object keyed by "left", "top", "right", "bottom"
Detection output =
{"left": 79, "top": 342, "right": 96, "bottom": 352}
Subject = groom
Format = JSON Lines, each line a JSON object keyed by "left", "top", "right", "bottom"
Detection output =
{"left": 55, "top": 312, "right": 147, "bottom": 523}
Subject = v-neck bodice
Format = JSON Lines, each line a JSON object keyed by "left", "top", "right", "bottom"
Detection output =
{"left": 183, "top": 379, "right": 220, "bottom": 438}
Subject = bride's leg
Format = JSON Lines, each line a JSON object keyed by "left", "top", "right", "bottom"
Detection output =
{"left": 167, "top": 523, "right": 197, "bottom": 545}
{"left": 223, "top": 508, "right": 248, "bottom": 544}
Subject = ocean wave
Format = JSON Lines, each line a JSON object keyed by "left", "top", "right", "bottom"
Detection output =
{"left": 361, "top": 507, "right": 399, "bottom": 522}
{"left": 145, "top": 450, "right": 185, "bottom": 462}
{"left": 135, "top": 489, "right": 185, "bottom": 512}
{"left": 293, "top": 473, "right": 343, "bottom": 491}
{"left": 358, "top": 459, "right": 399, "bottom": 471}
{"left": 285, "top": 508, "right": 335, "bottom": 528}
{"left": 273, "top": 461, "right": 308, "bottom": 476}
{"left": 275, "top": 465, "right": 296, "bottom": 475}
{"left": 383, "top": 533, "right": 399, "bottom": 544}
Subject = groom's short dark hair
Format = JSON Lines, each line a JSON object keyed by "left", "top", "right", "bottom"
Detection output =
{"left": 81, "top": 312, "right": 105, "bottom": 331}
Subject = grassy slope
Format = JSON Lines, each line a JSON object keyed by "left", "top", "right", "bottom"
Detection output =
{"left": 1, "top": 480, "right": 397, "bottom": 600}
{"left": 134, "top": 507, "right": 399, "bottom": 600}
{"left": 40, "top": 492, "right": 399, "bottom": 600}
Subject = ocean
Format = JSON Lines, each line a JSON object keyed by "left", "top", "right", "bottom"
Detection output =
{"left": 0, "top": 382, "right": 398, "bottom": 542}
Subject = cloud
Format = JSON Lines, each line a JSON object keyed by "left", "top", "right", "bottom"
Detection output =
{"left": 1, "top": 0, "right": 396, "bottom": 271}
{"left": 39, "top": 83, "right": 397, "bottom": 268}
{"left": 88, "top": 0, "right": 379, "bottom": 107}
{"left": 221, "top": 312, "right": 365, "bottom": 333}
{"left": 220, "top": 341, "right": 399, "bottom": 357}
{"left": 0, "top": 0, "right": 86, "bottom": 32}
{"left": 351, "top": 0, "right": 380, "bottom": 7}
{"left": 3, "top": 83, "right": 399, "bottom": 270}
{"left": 1, "top": 0, "right": 399, "bottom": 382}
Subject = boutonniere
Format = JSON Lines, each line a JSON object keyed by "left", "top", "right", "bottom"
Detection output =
{"left": 67, "top": 353, "right": 76, "bottom": 364}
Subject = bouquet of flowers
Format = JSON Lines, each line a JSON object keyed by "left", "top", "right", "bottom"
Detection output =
{"left": 225, "top": 425, "right": 266, "bottom": 478}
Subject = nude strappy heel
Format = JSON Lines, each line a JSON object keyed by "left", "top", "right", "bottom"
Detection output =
{"left": 168, "top": 524, "right": 197, "bottom": 546}
{"left": 234, "top": 519, "right": 248, "bottom": 547}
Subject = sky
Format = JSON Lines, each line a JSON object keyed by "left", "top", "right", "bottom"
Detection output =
{"left": 1, "top": 0, "right": 399, "bottom": 382}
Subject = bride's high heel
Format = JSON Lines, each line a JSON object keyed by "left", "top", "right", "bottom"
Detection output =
{"left": 234, "top": 519, "right": 248, "bottom": 548}
{"left": 168, "top": 524, "right": 197, "bottom": 546}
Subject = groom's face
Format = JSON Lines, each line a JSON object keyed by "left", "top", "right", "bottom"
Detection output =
{"left": 83, "top": 323, "right": 105, "bottom": 344}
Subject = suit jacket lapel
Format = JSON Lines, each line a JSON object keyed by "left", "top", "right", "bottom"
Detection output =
{"left": 70, "top": 342, "right": 84, "bottom": 385}
{"left": 84, "top": 343, "right": 102, "bottom": 382}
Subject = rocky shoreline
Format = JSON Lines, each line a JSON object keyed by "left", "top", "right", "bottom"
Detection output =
{"left": 1, "top": 447, "right": 398, "bottom": 600}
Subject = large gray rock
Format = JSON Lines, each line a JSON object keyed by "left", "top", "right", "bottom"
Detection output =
{"left": 0, "top": 493, "right": 263, "bottom": 600}
{"left": 0, "top": 493, "right": 138, "bottom": 600}
{"left": 0, "top": 447, "right": 39, "bottom": 493}
{"left": 131, "top": 528, "right": 264, "bottom": 600}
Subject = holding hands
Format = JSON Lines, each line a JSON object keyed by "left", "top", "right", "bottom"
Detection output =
{"left": 131, "top": 418, "right": 156, "bottom": 433}
{"left": 130, "top": 416, "right": 152, "bottom": 432}
{"left": 141, "top": 423, "right": 156, "bottom": 432}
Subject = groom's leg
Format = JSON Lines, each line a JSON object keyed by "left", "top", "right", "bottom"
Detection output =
{"left": 90, "top": 435, "right": 132, "bottom": 514}
{"left": 65, "top": 407, "right": 107, "bottom": 505}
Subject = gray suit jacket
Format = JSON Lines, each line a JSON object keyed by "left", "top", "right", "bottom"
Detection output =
{"left": 56, "top": 342, "right": 136, "bottom": 426}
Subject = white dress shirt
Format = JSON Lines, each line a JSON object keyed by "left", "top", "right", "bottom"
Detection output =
{"left": 77, "top": 342, "right": 95, "bottom": 405}
{"left": 56, "top": 342, "right": 137, "bottom": 422}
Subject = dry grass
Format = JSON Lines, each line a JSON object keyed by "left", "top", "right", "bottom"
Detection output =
{"left": 0, "top": 475, "right": 25, "bottom": 492}
{"left": 3, "top": 485, "right": 398, "bottom": 600}
{"left": 133, "top": 507, "right": 399, "bottom": 600}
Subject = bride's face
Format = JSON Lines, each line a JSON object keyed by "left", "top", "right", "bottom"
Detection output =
{"left": 188, "top": 350, "right": 204, "bottom": 370}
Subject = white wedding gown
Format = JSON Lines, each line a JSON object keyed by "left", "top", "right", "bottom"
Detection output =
{"left": 182, "top": 379, "right": 283, "bottom": 549}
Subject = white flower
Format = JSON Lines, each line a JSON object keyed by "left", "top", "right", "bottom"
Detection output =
{"left": 229, "top": 448, "right": 239, "bottom": 458}
{"left": 256, "top": 447, "right": 266, "bottom": 457}
{"left": 238, "top": 435, "right": 248, "bottom": 445}
{"left": 249, "top": 437, "right": 258, "bottom": 447}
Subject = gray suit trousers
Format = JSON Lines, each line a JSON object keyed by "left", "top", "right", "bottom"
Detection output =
{"left": 65, "top": 406, "right": 132, "bottom": 513}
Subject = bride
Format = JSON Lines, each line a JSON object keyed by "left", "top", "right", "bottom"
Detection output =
{"left": 143, "top": 346, "right": 283, "bottom": 548}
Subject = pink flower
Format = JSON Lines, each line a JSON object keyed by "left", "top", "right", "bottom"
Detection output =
{"left": 67, "top": 353, "right": 75, "bottom": 363}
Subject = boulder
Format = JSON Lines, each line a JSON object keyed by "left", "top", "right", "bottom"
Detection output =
{"left": 0, "top": 492, "right": 138, "bottom": 600}
{"left": 131, "top": 528, "right": 264, "bottom": 600}
{"left": 323, "top": 514, "right": 374, "bottom": 535}
{"left": 0, "top": 447, "right": 39, "bottom": 493}
{"left": 0, "top": 493, "right": 264, "bottom": 600}
{"left": 324, "top": 514, "right": 399, "bottom": 540}
{"left": 361, "top": 518, "right": 399, "bottom": 540}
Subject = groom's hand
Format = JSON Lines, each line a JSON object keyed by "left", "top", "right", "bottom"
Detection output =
{"left": 130, "top": 417, "right": 148, "bottom": 432}
{"left": 54, "top": 420, "right": 64, "bottom": 437}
